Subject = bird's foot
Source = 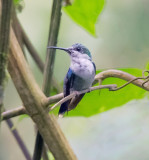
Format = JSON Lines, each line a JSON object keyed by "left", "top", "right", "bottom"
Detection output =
{"left": 73, "top": 91, "right": 80, "bottom": 96}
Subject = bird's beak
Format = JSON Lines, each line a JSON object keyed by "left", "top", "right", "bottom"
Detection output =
{"left": 47, "top": 46, "right": 71, "bottom": 53}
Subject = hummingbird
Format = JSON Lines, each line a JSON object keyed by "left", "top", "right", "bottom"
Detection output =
{"left": 48, "top": 43, "right": 96, "bottom": 117}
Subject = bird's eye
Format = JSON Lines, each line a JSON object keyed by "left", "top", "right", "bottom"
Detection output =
{"left": 76, "top": 47, "right": 81, "bottom": 52}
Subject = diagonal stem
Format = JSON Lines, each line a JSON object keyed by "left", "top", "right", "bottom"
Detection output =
{"left": 9, "top": 28, "right": 77, "bottom": 160}
{"left": 14, "top": 15, "right": 62, "bottom": 93}
{"left": 33, "top": 0, "right": 63, "bottom": 159}
{"left": 42, "top": 0, "right": 62, "bottom": 95}
{"left": 0, "top": 0, "right": 12, "bottom": 123}
{"left": 5, "top": 118, "right": 32, "bottom": 160}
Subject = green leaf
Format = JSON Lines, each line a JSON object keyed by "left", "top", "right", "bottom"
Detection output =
{"left": 51, "top": 68, "right": 147, "bottom": 117}
{"left": 63, "top": 0, "right": 105, "bottom": 36}
{"left": 18, "top": 114, "right": 29, "bottom": 122}
{"left": 13, "top": 0, "right": 21, "bottom": 5}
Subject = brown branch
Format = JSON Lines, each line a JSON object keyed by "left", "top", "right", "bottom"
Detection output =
{"left": 94, "top": 69, "right": 149, "bottom": 91}
{"left": 2, "top": 106, "right": 26, "bottom": 120}
{"left": 8, "top": 28, "right": 77, "bottom": 160}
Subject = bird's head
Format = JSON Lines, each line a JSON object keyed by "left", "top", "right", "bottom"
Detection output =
{"left": 47, "top": 43, "right": 92, "bottom": 60}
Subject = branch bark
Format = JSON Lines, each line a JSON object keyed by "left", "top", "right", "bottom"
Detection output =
{"left": 8, "top": 28, "right": 77, "bottom": 160}
{"left": 94, "top": 69, "right": 149, "bottom": 90}
{"left": 2, "top": 106, "right": 26, "bottom": 120}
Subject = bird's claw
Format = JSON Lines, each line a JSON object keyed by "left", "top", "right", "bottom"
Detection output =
{"left": 74, "top": 91, "right": 80, "bottom": 96}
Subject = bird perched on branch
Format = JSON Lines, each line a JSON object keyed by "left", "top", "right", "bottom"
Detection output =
{"left": 48, "top": 43, "right": 96, "bottom": 117}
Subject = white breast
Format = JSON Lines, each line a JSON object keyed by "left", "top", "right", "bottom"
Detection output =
{"left": 70, "top": 57, "right": 95, "bottom": 80}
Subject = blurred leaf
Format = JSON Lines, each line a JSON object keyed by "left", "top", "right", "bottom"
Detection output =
{"left": 47, "top": 152, "right": 55, "bottom": 160}
{"left": 13, "top": 0, "right": 21, "bottom": 5}
{"left": 51, "top": 68, "right": 147, "bottom": 117}
{"left": 13, "top": 0, "right": 24, "bottom": 12}
{"left": 18, "top": 114, "right": 29, "bottom": 122}
{"left": 41, "top": 152, "right": 54, "bottom": 160}
{"left": 63, "top": 0, "right": 105, "bottom": 36}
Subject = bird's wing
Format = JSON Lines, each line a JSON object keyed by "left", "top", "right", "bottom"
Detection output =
{"left": 58, "top": 68, "right": 75, "bottom": 116}
{"left": 68, "top": 93, "right": 85, "bottom": 111}
{"left": 67, "top": 61, "right": 96, "bottom": 111}
{"left": 63, "top": 68, "right": 74, "bottom": 96}
{"left": 92, "top": 61, "right": 96, "bottom": 74}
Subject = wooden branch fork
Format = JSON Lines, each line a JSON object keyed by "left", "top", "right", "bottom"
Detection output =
{"left": 8, "top": 28, "right": 77, "bottom": 160}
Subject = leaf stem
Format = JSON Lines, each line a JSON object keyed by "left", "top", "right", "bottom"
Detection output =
{"left": 0, "top": 0, "right": 12, "bottom": 123}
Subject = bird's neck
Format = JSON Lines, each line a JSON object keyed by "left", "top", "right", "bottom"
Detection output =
{"left": 71, "top": 56, "right": 91, "bottom": 65}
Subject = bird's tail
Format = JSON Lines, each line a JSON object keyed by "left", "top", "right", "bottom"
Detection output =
{"left": 58, "top": 100, "right": 70, "bottom": 118}
{"left": 68, "top": 93, "right": 85, "bottom": 111}
{"left": 58, "top": 94, "right": 85, "bottom": 118}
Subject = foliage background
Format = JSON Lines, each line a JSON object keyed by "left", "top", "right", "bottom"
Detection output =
{"left": 1, "top": 0, "right": 149, "bottom": 159}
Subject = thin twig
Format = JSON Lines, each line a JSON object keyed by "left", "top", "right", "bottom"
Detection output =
{"left": 95, "top": 69, "right": 149, "bottom": 90}
{"left": 112, "top": 77, "right": 148, "bottom": 91}
{"left": 5, "top": 119, "right": 32, "bottom": 160}
{"left": 42, "top": 0, "right": 62, "bottom": 95}
{"left": 49, "top": 84, "right": 117, "bottom": 111}
{"left": 33, "top": 0, "right": 63, "bottom": 159}
{"left": 2, "top": 106, "right": 26, "bottom": 120}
